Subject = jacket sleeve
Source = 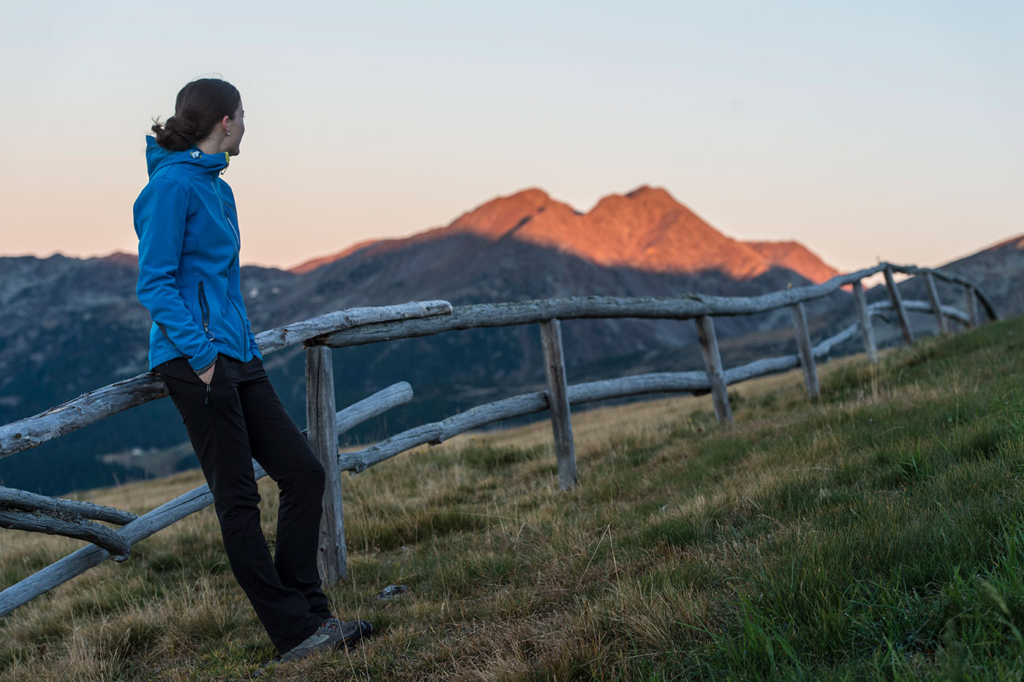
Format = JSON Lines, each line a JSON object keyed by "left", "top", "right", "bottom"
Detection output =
{"left": 247, "top": 323, "right": 263, "bottom": 360}
{"left": 134, "top": 178, "right": 219, "bottom": 375}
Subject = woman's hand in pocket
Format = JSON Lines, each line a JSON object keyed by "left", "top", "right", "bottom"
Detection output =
{"left": 198, "top": 363, "right": 216, "bottom": 385}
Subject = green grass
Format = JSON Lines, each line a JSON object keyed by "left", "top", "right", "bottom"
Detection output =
{"left": 2, "top": 317, "right": 1024, "bottom": 679}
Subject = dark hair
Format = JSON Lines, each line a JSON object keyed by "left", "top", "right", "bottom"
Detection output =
{"left": 151, "top": 78, "right": 241, "bottom": 151}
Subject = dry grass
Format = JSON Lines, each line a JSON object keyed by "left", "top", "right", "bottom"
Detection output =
{"left": 2, "top": 324, "right": 1024, "bottom": 680}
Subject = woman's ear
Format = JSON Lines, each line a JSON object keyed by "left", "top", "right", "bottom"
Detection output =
{"left": 221, "top": 115, "right": 231, "bottom": 134}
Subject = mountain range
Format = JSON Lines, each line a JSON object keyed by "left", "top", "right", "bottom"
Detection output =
{"left": 291, "top": 186, "right": 839, "bottom": 284}
{"left": 0, "top": 185, "right": 1011, "bottom": 495}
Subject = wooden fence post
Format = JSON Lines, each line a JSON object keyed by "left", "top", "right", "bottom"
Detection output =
{"left": 305, "top": 345, "right": 347, "bottom": 583}
{"left": 923, "top": 271, "right": 948, "bottom": 335}
{"left": 851, "top": 281, "right": 878, "bottom": 364}
{"left": 694, "top": 316, "right": 732, "bottom": 423}
{"left": 883, "top": 265, "right": 915, "bottom": 344}
{"left": 791, "top": 302, "right": 820, "bottom": 400}
{"left": 539, "top": 319, "right": 577, "bottom": 490}
{"left": 965, "top": 285, "right": 980, "bottom": 328}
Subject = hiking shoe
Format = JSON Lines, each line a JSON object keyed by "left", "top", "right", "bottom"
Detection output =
{"left": 278, "top": 619, "right": 349, "bottom": 662}
{"left": 321, "top": 616, "right": 373, "bottom": 648}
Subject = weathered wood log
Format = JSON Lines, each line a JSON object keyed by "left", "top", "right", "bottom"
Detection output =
{"left": 339, "top": 374, "right": 718, "bottom": 474}
{"left": 813, "top": 300, "right": 966, "bottom": 362}
{"left": 0, "top": 302, "right": 449, "bottom": 461}
{"left": 791, "top": 302, "right": 820, "bottom": 399}
{"left": 923, "top": 272, "right": 948, "bottom": 335}
{"left": 305, "top": 346, "right": 347, "bottom": 583}
{"left": 345, "top": 334, "right": 925, "bottom": 475}
{"left": 539, "top": 320, "right": 577, "bottom": 490}
{"left": 815, "top": 298, "right": 962, "bottom": 354}
{"left": 0, "top": 382, "right": 413, "bottom": 619}
{"left": 899, "top": 300, "right": 970, "bottom": 326}
{"left": 310, "top": 264, "right": 989, "bottom": 352}
{"left": 883, "top": 265, "right": 915, "bottom": 344}
{"left": 261, "top": 300, "right": 452, "bottom": 354}
{"left": 342, "top": 423, "right": 446, "bottom": 473}
{"left": 429, "top": 394, "right": 548, "bottom": 443}
{"left": 851, "top": 281, "right": 879, "bottom": 364}
{"left": 695, "top": 316, "right": 732, "bottom": 423}
{"left": 568, "top": 372, "right": 712, "bottom": 401}
{"left": 965, "top": 285, "right": 980, "bottom": 328}
{"left": 889, "top": 264, "right": 1000, "bottom": 321}
{"left": 338, "top": 297, "right": 974, "bottom": 476}
{"left": 725, "top": 355, "right": 799, "bottom": 383}
{"left": 690, "top": 310, "right": 880, "bottom": 386}
{"left": 0, "top": 510, "right": 131, "bottom": 562}
{"left": 811, "top": 320, "right": 859, "bottom": 357}
{"left": 343, "top": 341, "right": 859, "bottom": 476}
{"left": 322, "top": 265, "right": 891, "bottom": 349}
{"left": 0, "top": 374, "right": 173, "bottom": 460}
{"left": 0, "top": 487, "right": 136, "bottom": 525}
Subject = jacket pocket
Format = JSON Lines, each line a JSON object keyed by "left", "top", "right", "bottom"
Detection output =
{"left": 197, "top": 279, "right": 214, "bottom": 340}
{"left": 154, "top": 356, "right": 204, "bottom": 386}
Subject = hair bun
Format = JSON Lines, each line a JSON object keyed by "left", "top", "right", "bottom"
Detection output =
{"left": 165, "top": 115, "right": 199, "bottom": 141}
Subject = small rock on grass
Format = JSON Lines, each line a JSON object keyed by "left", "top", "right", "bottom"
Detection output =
{"left": 377, "top": 584, "right": 409, "bottom": 600}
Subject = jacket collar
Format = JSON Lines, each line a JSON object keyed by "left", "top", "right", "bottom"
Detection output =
{"left": 145, "top": 135, "right": 230, "bottom": 179}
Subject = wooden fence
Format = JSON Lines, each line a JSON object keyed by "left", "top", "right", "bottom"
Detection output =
{"left": 0, "top": 262, "right": 999, "bottom": 616}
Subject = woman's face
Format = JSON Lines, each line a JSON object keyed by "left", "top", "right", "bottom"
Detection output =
{"left": 226, "top": 101, "right": 245, "bottom": 156}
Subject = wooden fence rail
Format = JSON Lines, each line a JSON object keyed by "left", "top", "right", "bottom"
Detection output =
{"left": 334, "top": 297, "right": 972, "bottom": 475}
{"left": 0, "top": 301, "right": 452, "bottom": 460}
{"left": 0, "top": 262, "right": 997, "bottom": 617}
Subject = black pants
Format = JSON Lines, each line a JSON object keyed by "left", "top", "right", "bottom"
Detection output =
{"left": 155, "top": 352, "right": 330, "bottom": 654}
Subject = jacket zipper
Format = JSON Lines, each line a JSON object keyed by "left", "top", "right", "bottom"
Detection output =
{"left": 198, "top": 280, "right": 214, "bottom": 404}
{"left": 212, "top": 180, "right": 240, "bottom": 248}
{"left": 225, "top": 210, "right": 240, "bottom": 245}
{"left": 197, "top": 280, "right": 214, "bottom": 340}
{"left": 212, "top": 180, "right": 248, "bottom": 361}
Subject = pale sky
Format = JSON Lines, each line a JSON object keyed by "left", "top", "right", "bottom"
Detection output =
{"left": 1, "top": 1, "right": 1020, "bottom": 274}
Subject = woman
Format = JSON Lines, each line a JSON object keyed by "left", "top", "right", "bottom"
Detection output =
{"left": 133, "top": 77, "right": 371, "bottom": 663}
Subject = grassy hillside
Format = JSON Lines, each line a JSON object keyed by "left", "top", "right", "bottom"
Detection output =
{"left": 1, "top": 317, "right": 1023, "bottom": 680}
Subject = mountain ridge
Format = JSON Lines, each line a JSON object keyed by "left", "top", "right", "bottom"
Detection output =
{"left": 288, "top": 185, "right": 841, "bottom": 285}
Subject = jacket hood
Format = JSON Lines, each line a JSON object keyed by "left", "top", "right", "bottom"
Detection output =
{"left": 145, "top": 135, "right": 229, "bottom": 178}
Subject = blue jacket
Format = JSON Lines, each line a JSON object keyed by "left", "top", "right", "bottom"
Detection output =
{"left": 134, "top": 135, "right": 262, "bottom": 375}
